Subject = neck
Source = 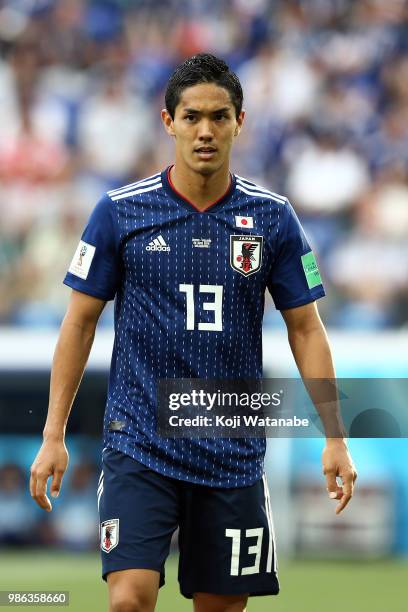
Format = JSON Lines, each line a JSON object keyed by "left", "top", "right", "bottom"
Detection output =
{"left": 169, "top": 162, "right": 231, "bottom": 210}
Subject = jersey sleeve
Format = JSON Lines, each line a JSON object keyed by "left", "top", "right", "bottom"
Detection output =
{"left": 267, "top": 201, "right": 325, "bottom": 310}
{"left": 63, "top": 193, "right": 120, "bottom": 300}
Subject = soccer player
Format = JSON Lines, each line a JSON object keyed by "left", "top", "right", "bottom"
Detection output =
{"left": 30, "top": 54, "right": 357, "bottom": 612}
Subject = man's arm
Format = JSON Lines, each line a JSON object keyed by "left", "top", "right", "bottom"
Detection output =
{"left": 30, "top": 289, "right": 106, "bottom": 512}
{"left": 281, "top": 301, "right": 357, "bottom": 514}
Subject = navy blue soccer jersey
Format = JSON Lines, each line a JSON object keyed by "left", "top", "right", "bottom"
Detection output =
{"left": 64, "top": 167, "right": 325, "bottom": 487}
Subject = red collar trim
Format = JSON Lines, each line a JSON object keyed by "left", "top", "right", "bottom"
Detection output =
{"left": 167, "top": 165, "right": 232, "bottom": 212}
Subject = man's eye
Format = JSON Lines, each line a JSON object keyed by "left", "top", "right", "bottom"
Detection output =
{"left": 215, "top": 114, "right": 227, "bottom": 121}
{"left": 185, "top": 115, "right": 196, "bottom": 122}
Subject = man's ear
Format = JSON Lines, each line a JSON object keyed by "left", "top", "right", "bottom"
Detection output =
{"left": 234, "top": 110, "right": 245, "bottom": 137}
{"left": 161, "top": 109, "right": 176, "bottom": 136}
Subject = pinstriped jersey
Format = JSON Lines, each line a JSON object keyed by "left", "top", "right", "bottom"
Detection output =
{"left": 64, "top": 167, "right": 325, "bottom": 487}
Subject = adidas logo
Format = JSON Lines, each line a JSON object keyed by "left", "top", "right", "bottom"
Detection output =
{"left": 146, "top": 235, "right": 170, "bottom": 252}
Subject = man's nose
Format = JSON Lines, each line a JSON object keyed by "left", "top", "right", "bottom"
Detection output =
{"left": 197, "top": 119, "right": 214, "bottom": 140}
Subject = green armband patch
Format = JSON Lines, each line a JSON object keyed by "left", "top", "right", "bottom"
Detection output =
{"left": 301, "top": 251, "right": 322, "bottom": 289}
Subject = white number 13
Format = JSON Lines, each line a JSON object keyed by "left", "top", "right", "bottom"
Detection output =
{"left": 179, "top": 284, "right": 223, "bottom": 331}
{"left": 225, "top": 528, "right": 264, "bottom": 576}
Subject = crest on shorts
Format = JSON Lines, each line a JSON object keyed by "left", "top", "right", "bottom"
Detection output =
{"left": 230, "top": 235, "right": 263, "bottom": 276}
{"left": 100, "top": 518, "right": 119, "bottom": 553}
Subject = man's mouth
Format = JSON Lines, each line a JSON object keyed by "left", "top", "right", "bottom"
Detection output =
{"left": 195, "top": 147, "right": 217, "bottom": 159}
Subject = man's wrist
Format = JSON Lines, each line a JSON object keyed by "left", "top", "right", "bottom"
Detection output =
{"left": 43, "top": 427, "right": 66, "bottom": 442}
{"left": 325, "top": 437, "right": 348, "bottom": 447}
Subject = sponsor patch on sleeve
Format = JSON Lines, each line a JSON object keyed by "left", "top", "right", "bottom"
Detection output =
{"left": 68, "top": 240, "right": 96, "bottom": 280}
{"left": 301, "top": 251, "right": 322, "bottom": 289}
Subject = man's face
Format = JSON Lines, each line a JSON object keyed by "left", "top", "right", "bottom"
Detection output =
{"left": 162, "top": 82, "right": 244, "bottom": 176}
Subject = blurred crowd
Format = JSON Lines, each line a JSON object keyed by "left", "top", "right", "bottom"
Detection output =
{"left": 0, "top": 0, "right": 407, "bottom": 329}
{"left": 0, "top": 460, "right": 100, "bottom": 550}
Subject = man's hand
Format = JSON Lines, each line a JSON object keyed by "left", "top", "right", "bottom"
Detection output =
{"left": 322, "top": 439, "right": 357, "bottom": 515}
{"left": 30, "top": 439, "right": 69, "bottom": 512}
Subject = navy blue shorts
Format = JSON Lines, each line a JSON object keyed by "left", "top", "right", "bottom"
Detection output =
{"left": 98, "top": 447, "right": 279, "bottom": 599}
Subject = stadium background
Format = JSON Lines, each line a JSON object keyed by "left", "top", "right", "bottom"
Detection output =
{"left": 0, "top": 0, "right": 407, "bottom": 610}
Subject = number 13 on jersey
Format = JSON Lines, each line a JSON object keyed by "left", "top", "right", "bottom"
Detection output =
{"left": 179, "top": 284, "right": 223, "bottom": 331}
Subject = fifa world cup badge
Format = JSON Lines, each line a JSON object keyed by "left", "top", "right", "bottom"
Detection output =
{"left": 78, "top": 244, "right": 88, "bottom": 266}
{"left": 68, "top": 240, "right": 96, "bottom": 280}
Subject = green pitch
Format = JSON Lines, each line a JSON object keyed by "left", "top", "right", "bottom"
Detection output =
{"left": 0, "top": 551, "right": 406, "bottom": 612}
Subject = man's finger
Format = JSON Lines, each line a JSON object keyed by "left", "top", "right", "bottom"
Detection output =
{"left": 324, "top": 470, "right": 339, "bottom": 499}
{"left": 34, "top": 474, "right": 52, "bottom": 512}
{"left": 29, "top": 472, "right": 35, "bottom": 499}
{"left": 50, "top": 469, "right": 65, "bottom": 498}
{"left": 327, "top": 485, "right": 343, "bottom": 500}
{"left": 336, "top": 473, "right": 354, "bottom": 514}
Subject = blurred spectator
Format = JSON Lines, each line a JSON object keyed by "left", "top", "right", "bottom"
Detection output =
{"left": 5, "top": 208, "right": 83, "bottom": 326}
{"left": 239, "top": 41, "right": 320, "bottom": 122}
{"left": 0, "top": 34, "right": 72, "bottom": 236}
{"left": 326, "top": 168, "right": 408, "bottom": 328}
{"left": 51, "top": 462, "right": 99, "bottom": 551}
{"left": 0, "top": 463, "right": 41, "bottom": 546}
{"left": 362, "top": 104, "right": 408, "bottom": 176}
{"left": 286, "top": 127, "right": 369, "bottom": 215}
{"left": 76, "top": 65, "right": 154, "bottom": 196}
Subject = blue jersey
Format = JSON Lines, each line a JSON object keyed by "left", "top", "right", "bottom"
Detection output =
{"left": 64, "top": 167, "right": 325, "bottom": 487}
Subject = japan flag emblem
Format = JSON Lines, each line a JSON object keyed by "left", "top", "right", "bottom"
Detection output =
{"left": 235, "top": 215, "right": 254, "bottom": 228}
{"left": 101, "top": 519, "right": 119, "bottom": 553}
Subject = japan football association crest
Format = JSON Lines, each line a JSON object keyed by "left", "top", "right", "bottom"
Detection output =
{"left": 230, "top": 235, "right": 263, "bottom": 276}
{"left": 100, "top": 519, "right": 119, "bottom": 553}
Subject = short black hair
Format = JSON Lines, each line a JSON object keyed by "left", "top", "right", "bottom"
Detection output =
{"left": 165, "top": 53, "right": 243, "bottom": 119}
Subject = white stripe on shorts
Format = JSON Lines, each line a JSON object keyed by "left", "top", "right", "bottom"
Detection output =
{"left": 97, "top": 476, "right": 104, "bottom": 511}
{"left": 262, "top": 473, "right": 277, "bottom": 573}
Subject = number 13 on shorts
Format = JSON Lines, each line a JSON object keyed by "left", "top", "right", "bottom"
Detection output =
{"left": 226, "top": 528, "right": 266, "bottom": 576}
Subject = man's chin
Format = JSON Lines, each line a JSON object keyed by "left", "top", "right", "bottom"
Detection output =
{"left": 192, "top": 159, "right": 222, "bottom": 176}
